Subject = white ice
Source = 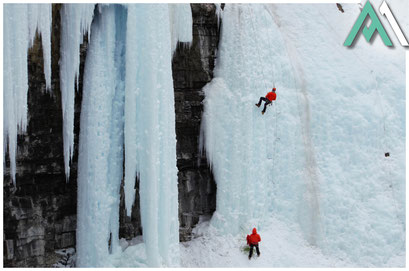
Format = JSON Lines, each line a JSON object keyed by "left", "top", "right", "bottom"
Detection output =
{"left": 59, "top": 3, "right": 95, "bottom": 180}
{"left": 76, "top": 5, "right": 124, "bottom": 267}
{"left": 76, "top": 3, "right": 192, "bottom": 267}
{"left": 28, "top": 4, "right": 52, "bottom": 91}
{"left": 3, "top": 4, "right": 52, "bottom": 185}
{"left": 4, "top": 2, "right": 406, "bottom": 268}
{"left": 214, "top": 3, "right": 223, "bottom": 27}
{"left": 123, "top": 4, "right": 185, "bottom": 266}
{"left": 199, "top": 2, "right": 405, "bottom": 267}
{"left": 168, "top": 4, "right": 193, "bottom": 54}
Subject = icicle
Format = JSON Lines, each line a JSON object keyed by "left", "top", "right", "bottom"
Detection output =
{"left": 168, "top": 4, "right": 193, "bottom": 54}
{"left": 123, "top": 4, "right": 139, "bottom": 219}
{"left": 76, "top": 5, "right": 125, "bottom": 267}
{"left": 125, "top": 4, "right": 181, "bottom": 267}
{"left": 3, "top": 4, "right": 52, "bottom": 185}
{"left": 4, "top": 4, "right": 27, "bottom": 185}
{"left": 28, "top": 4, "right": 52, "bottom": 90}
{"left": 215, "top": 3, "right": 223, "bottom": 27}
{"left": 59, "top": 3, "right": 95, "bottom": 181}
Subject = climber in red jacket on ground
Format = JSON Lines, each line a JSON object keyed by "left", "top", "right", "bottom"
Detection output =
{"left": 255, "top": 87, "right": 277, "bottom": 115}
{"left": 246, "top": 228, "right": 261, "bottom": 259}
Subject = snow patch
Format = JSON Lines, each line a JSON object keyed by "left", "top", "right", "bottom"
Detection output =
{"left": 180, "top": 218, "right": 350, "bottom": 267}
{"left": 53, "top": 247, "right": 76, "bottom": 267}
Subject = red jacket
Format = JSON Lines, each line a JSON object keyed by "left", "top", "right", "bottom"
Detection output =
{"left": 246, "top": 228, "right": 261, "bottom": 245}
{"left": 266, "top": 91, "right": 276, "bottom": 102}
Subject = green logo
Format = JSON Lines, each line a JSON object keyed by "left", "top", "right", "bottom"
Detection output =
{"left": 344, "top": 1, "right": 392, "bottom": 46}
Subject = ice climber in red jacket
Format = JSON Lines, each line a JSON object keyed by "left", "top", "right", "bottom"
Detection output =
{"left": 246, "top": 228, "right": 261, "bottom": 259}
{"left": 255, "top": 87, "right": 277, "bottom": 115}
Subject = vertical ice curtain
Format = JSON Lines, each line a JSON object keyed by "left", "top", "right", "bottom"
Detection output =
{"left": 76, "top": 4, "right": 192, "bottom": 267}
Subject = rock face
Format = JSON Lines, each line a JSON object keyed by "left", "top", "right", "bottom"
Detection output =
{"left": 173, "top": 4, "right": 219, "bottom": 241}
{"left": 3, "top": 4, "right": 219, "bottom": 267}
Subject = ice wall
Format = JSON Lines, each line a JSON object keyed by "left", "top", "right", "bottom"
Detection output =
{"left": 3, "top": 4, "right": 52, "bottom": 185}
{"left": 75, "top": 3, "right": 191, "bottom": 267}
{"left": 201, "top": 3, "right": 405, "bottom": 266}
{"left": 271, "top": 2, "right": 406, "bottom": 265}
{"left": 201, "top": 3, "right": 286, "bottom": 235}
{"left": 123, "top": 4, "right": 186, "bottom": 266}
{"left": 76, "top": 5, "right": 125, "bottom": 267}
{"left": 60, "top": 4, "right": 95, "bottom": 180}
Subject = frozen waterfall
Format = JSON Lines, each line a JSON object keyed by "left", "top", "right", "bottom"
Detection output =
{"left": 123, "top": 3, "right": 186, "bottom": 267}
{"left": 4, "top": 3, "right": 192, "bottom": 267}
{"left": 3, "top": 2, "right": 405, "bottom": 268}
{"left": 75, "top": 5, "right": 124, "bottom": 267}
{"left": 200, "top": 3, "right": 405, "bottom": 266}
{"left": 76, "top": 3, "right": 192, "bottom": 267}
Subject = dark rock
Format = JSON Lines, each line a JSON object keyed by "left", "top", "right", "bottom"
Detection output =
{"left": 62, "top": 216, "right": 76, "bottom": 232}
{"left": 4, "top": 240, "right": 15, "bottom": 260}
{"left": 336, "top": 3, "right": 344, "bottom": 13}
{"left": 61, "top": 232, "right": 75, "bottom": 248}
{"left": 173, "top": 4, "right": 218, "bottom": 241}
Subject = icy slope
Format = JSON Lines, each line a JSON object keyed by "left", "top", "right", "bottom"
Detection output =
{"left": 200, "top": 3, "right": 405, "bottom": 267}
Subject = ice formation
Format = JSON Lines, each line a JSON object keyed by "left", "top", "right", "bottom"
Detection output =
{"left": 198, "top": 0, "right": 321, "bottom": 256}
{"left": 76, "top": 5, "right": 124, "bottom": 267}
{"left": 27, "top": 4, "right": 52, "bottom": 91}
{"left": 3, "top": 2, "right": 405, "bottom": 268}
{"left": 201, "top": 3, "right": 405, "bottom": 267}
{"left": 4, "top": 2, "right": 192, "bottom": 267}
{"left": 3, "top": 4, "right": 52, "bottom": 185}
{"left": 201, "top": 3, "right": 281, "bottom": 236}
{"left": 123, "top": 4, "right": 191, "bottom": 266}
{"left": 76, "top": 3, "right": 191, "bottom": 267}
{"left": 59, "top": 4, "right": 95, "bottom": 180}
{"left": 169, "top": 4, "right": 193, "bottom": 54}
{"left": 214, "top": 3, "right": 223, "bottom": 26}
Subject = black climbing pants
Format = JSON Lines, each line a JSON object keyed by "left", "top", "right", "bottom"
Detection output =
{"left": 249, "top": 244, "right": 260, "bottom": 258}
{"left": 257, "top": 97, "right": 271, "bottom": 113}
